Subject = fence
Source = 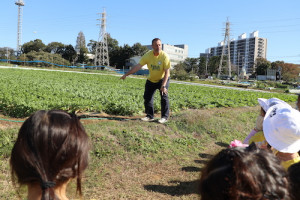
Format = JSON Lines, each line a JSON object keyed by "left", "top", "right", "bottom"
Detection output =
{"left": 0, "top": 59, "right": 127, "bottom": 74}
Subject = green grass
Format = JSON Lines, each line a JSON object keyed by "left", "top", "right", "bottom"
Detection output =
{"left": 0, "top": 62, "right": 14, "bottom": 66}
{"left": 0, "top": 106, "right": 264, "bottom": 199}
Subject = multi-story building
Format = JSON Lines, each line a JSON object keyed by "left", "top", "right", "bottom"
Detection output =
{"left": 201, "top": 31, "right": 267, "bottom": 74}
{"left": 146, "top": 43, "right": 188, "bottom": 68}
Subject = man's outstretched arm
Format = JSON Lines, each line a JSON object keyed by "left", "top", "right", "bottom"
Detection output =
{"left": 120, "top": 64, "right": 143, "bottom": 80}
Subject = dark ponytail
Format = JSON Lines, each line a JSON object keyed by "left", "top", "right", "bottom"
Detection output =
{"left": 10, "top": 110, "right": 90, "bottom": 199}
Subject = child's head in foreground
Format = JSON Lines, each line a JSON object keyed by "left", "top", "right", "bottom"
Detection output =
{"left": 199, "top": 144, "right": 290, "bottom": 200}
{"left": 10, "top": 110, "right": 90, "bottom": 200}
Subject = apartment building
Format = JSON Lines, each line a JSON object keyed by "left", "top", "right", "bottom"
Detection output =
{"left": 201, "top": 31, "right": 267, "bottom": 74}
{"left": 146, "top": 43, "right": 188, "bottom": 68}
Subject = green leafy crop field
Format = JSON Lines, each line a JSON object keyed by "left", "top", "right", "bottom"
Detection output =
{"left": 0, "top": 67, "right": 298, "bottom": 199}
{"left": 0, "top": 68, "right": 297, "bottom": 117}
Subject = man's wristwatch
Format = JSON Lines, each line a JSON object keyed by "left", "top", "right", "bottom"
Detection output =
{"left": 162, "top": 86, "right": 166, "bottom": 89}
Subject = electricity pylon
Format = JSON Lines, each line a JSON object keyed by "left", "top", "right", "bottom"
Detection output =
{"left": 94, "top": 8, "right": 109, "bottom": 67}
{"left": 15, "top": 0, "right": 25, "bottom": 56}
{"left": 217, "top": 18, "right": 232, "bottom": 78}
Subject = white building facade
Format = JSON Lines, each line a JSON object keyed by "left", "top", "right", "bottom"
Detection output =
{"left": 202, "top": 31, "right": 267, "bottom": 74}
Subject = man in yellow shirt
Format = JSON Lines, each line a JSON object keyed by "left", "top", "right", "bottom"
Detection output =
{"left": 120, "top": 38, "right": 170, "bottom": 123}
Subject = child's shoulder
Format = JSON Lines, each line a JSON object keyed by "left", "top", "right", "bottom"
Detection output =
{"left": 249, "top": 131, "right": 265, "bottom": 144}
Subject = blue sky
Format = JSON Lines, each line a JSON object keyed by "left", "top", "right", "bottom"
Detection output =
{"left": 1, "top": 0, "right": 300, "bottom": 64}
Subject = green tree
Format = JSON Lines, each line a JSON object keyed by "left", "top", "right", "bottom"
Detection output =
{"left": 44, "top": 42, "right": 65, "bottom": 54}
{"left": 183, "top": 57, "right": 198, "bottom": 74}
{"left": 24, "top": 51, "right": 70, "bottom": 67}
{"left": 87, "top": 34, "right": 120, "bottom": 67}
{"left": 281, "top": 62, "right": 300, "bottom": 82}
{"left": 171, "top": 61, "right": 189, "bottom": 80}
{"left": 107, "top": 34, "right": 119, "bottom": 52}
{"left": 207, "top": 56, "right": 220, "bottom": 75}
{"left": 75, "top": 31, "right": 87, "bottom": 53}
{"left": 88, "top": 34, "right": 148, "bottom": 68}
{"left": 198, "top": 56, "right": 207, "bottom": 76}
{"left": 87, "top": 39, "right": 97, "bottom": 53}
{"left": 132, "top": 43, "right": 148, "bottom": 56}
{"left": 271, "top": 60, "right": 284, "bottom": 70}
{"left": 109, "top": 46, "right": 121, "bottom": 68}
{"left": 107, "top": 35, "right": 122, "bottom": 67}
{"left": 22, "top": 39, "right": 46, "bottom": 54}
{"left": 256, "top": 58, "right": 271, "bottom": 75}
{"left": 111, "top": 42, "right": 148, "bottom": 68}
{"left": 0, "top": 47, "right": 15, "bottom": 60}
{"left": 77, "top": 47, "right": 89, "bottom": 64}
{"left": 109, "top": 41, "right": 146, "bottom": 69}
{"left": 57, "top": 44, "right": 77, "bottom": 64}
{"left": 87, "top": 34, "right": 119, "bottom": 54}
{"left": 112, "top": 44, "right": 135, "bottom": 68}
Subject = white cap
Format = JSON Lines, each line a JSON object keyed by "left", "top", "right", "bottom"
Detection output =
{"left": 263, "top": 104, "right": 300, "bottom": 153}
{"left": 257, "top": 98, "right": 291, "bottom": 112}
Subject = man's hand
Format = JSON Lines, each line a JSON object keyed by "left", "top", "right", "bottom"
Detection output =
{"left": 120, "top": 64, "right": 142, "bottom": 80}
{"left": 160, "top": 86, "right": 168, "bottom": 95}
{"left": 120, "top": 74, "right": 127, "bottom": 80}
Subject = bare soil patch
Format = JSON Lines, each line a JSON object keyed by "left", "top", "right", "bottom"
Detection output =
{"left": 83, "top": 144, "right": 222, "bottom": 200}
{"left": 0, "top": 115, "right": 25, "bottom": 130}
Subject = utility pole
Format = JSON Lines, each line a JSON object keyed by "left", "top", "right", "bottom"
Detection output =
{"left": 217, "top": 18, "right": 231, "bottom": 78}
{"left": 205, "top": 53, "right": 208, "bottom": 76}
{"left": 6, "top": 47, "right": 9, "bottom": 63}
{"left": 94, "top": 8, "right": 109, "bottom": 68}
{"left": 15, "top": 0, "right": 25, "bottom": 56}
{"left": 242, "top": 56, "right": 245, "bottom": 78}
{"left": 237, "top": 52, "right": 240, "bottom": 80}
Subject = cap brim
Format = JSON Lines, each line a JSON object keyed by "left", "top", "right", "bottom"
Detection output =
{"left": 257, "top": 98, "right": 268, "bottom": 112}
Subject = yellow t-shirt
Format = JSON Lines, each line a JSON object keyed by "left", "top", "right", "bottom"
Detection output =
{"left": 248, "top": 131, "right": 300, "bottom": 170}
{"left": 139, "top": 50, "right": 170, "bottom": 83}
{"left": 281, "top": 156, "right": 300, "bottom": 170}
{"left": 248, "top": 131, "right": 267, "bottom": 148}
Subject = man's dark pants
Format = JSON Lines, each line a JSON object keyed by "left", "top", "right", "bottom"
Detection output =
{"left": 143, "top": 78, "right": 170, "bottom": 119}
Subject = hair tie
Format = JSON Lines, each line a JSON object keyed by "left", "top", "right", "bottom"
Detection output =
{"left": 41, "top": 181, "right": 56, "bottom": 190}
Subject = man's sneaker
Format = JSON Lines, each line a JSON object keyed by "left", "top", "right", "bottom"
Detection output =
{"left": 158, "top": 118, "right": 168, "bottom": 124}
{"left": 141, "top": 117, "right": 155, "bottom": 122}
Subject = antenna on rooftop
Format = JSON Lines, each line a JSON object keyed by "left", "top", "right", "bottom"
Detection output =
{"left": 94, "top": 8, "right": 110, "bottom": 67}
{"left": 15, "top": 0, "right": 25, "bottom": 56}
{"left": 217, "top": 18, "right": 232, "bottom": 78}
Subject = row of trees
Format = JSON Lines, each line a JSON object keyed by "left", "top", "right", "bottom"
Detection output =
{"left": 172, "top": 56, "right": 300, "bottom": 82}
{"left": 172, "top": 56, "right": 231, "bottom": 80}
{"left": 256, "top": 58, "right": 300, "bottom": 82}
{"left": 87, "top": 35, "right": 148, "bottom": 68}
{"left": 0, "top": 32, "right": 148, "bottom": 68}
{"left": 0, "top": 47, "right": 17, "bottom": 61}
